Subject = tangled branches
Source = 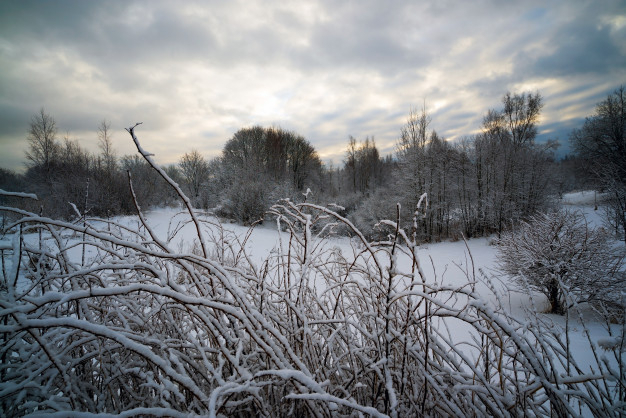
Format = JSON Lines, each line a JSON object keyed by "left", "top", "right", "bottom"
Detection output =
{"left": 0, "top": 126, "right": 623, "bottom": 417}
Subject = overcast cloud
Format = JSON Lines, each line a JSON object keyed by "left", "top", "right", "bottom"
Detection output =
{"left": 0, "top": 0, "right": 625, "bottom": 171}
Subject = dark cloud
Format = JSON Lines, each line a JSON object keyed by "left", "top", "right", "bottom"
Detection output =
{"left": 524, "top": 24, "right": 625, "bottom": 78}
{"left": 0, "top": 102, "right": 32, "bottom": 138}
{"left": 505, "top": 1, "right": 626, "bottom": 79}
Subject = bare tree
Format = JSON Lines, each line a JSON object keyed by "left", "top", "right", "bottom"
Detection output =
{"left": 285, "top": 133, "right": 320, "bottom": 191}
{"left": 345, "top": 135, "right": 358, "bottom": 192}
{"left": 392, "top": 105, "right": 462, "bottom": 240}
{"left": 502, "top": 91, "right": 543, "bottom": 146}
{"left": 98, "top": 119, "right": 116, "bottom": 173}
{"left": 571, "top": 86, "right": 626, "bottom": 241}
{"left": 179, "top": 149, "right": 210, "bottom": 208}
{"left": 474, "top": 91, "right": 551, "bottom": 235}
{"left": 25, "top": 108, "right": 59, "bottom": 181}
{"left": 94, "top": 119, "right": 121, "bottom": 215}
{"left": 397, "top": 105, "right": 431, "bottom": 196}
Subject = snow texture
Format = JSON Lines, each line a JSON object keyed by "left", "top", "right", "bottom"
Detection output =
{"left": 1, "top": 140, "right": 624, "bottom": 418}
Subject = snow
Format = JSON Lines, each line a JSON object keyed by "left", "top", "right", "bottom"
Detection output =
{"left": 0, "top": 189, "right": 38, "bottom": 200}
{"left": 131, "top": 201, "right": 621, "bottom": 386}
{"left": 561, "top": 190, "right": 604, "bottom": 206}
{"left": 1, "top": 190, "right": 624, "bottom": 416}
{"left": 560, "top": 190, "right": 607, "bottom": 229}
{"left": 88, "top": 201, "right": 618, "bottom": 333}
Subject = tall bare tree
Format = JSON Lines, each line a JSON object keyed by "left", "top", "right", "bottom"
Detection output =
{"left": 475, "top": 91, "right": 549, "bottom": 235}
{"left": 25, "top": 108, "right": 59, "bottom": 181}
{"left": 95, "top": 119, "right": 122, "bottom": 216}
{"left": 502, "top": 91, "right": 543, "bottom": 146}
{"left": 98, "top": 119, "right": 116, "bottom": 173}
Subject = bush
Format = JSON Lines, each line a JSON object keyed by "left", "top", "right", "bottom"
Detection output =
{"left": 497, "top": 210, "right": 625, "bottom": 315}
{"left": 1, "top": 127, "right": 623, "bottom": 417}
{"left": 218, "top": 177, "right": 268, "bottom": 224}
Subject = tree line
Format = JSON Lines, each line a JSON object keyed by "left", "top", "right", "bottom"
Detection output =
{"left": 1, "top": 87, "right": 624, "bottom": 241}
{"left": 1, "top": 113, "right": 178, "bottom": 220}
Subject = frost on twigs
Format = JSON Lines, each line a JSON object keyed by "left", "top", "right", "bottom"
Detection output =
{"left": 0, "top": 205, "right": 622, "bottom": 416}
{"left": 496, "top": 210, "right": 626, "bottom": 316}
{"left": 0, "top": 129, "right": 623, "bottom": 416}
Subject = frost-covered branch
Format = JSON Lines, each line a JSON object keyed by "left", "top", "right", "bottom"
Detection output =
{"left": 1, "top": 149, "right": 623, "bottom": 416}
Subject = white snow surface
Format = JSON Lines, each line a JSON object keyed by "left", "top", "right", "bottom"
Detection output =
{"left": 2, "top": 191, "right": 623, "bottom": 416}
{"left": 129, "top": 198, "right": 620, "bottom": 378}
{"left": 560, "top": 190, "right": 607, "bottom": 228}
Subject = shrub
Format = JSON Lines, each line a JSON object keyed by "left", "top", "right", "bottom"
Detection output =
{"left": 1, "top": 127, "right": 623, "bottom": 417}
{"left": 497, "top": 210, "right": 625, "bottom": 315}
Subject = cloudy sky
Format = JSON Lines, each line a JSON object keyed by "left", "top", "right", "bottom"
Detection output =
{"left": 1, "top": 0, "right": 625, "bottom": 172}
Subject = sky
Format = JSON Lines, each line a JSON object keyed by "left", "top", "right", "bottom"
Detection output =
{"left": 0, "top": 0, "right": 625, "bottom": 172}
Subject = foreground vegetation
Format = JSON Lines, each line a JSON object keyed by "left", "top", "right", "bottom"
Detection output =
{"left": 0, "top": 125, "right": 624, "bottom": 417}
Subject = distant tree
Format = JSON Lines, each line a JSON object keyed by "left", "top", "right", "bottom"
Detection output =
{"left": 58, "top": 135, "right": 90, "bottom": 177}
{"left": 98, "top": 119, "right": 116, "bottom": 173}
{"left": 203, "top": 157, "right": 226, "bottom": 209}
{"left": 423, "top": 131, "right": 454, "bottom": 238}
{"left": 120, "top": 155, "right": 166, "bottom": 210}
{"left": 179, "top": 150, "right": 210, "bottom": 208}
{"left": 497, "top": 210, "right": 625, "bottom": 315}
{"left": 501, "top": 91, "right": 543, "bottom": 146}
{"left": 571, "top": 85, "right": 626, "bottom": 241}
{"left": 451, "top": 138, "right": 480, "bottom": 237}
{"left": 222, "top": 126, "right": 266, "bottom": 172}
{"left": 24, "top": 131, "right": 93, "bottom": 219}
{"left": 57, "top": 135, "right": 92, "bottom": 217}
{"left": 25, "top": 108, "right": 59, "bottom": 184}
{"left": 396, "top": 105, "right": 431, "bottom": 197}
{"left": 220, "top": 126, "right": 275, "bottom": 223}
{"left": 474, "top": 91, "right": 552, "bottom": 235}
{"left": 352, "top": 137, "right": 382, "bottom": 194}
{"left": 552, "top": 155, "right": 591, "bottom": 197}
{"left": 345, "top": 136, "right": 358, "bottom": 192}
{"left": 393, "top": 105, "right": 461, "bottom": 240}
{"left": 340, "top": 92, "right": 555, "bottom": 241}
{"left": 286, "top": 133, "right": 321, "bottom": 191}
{"left": 219, "top": 126, "right": 321, "bottom": 223}
{"left": 94, "top": 119, "right": 122, "bottom": 216}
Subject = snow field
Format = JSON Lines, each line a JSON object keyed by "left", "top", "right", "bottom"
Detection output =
{"left": 0, "top": 193, "right": 623, "bottom": 416}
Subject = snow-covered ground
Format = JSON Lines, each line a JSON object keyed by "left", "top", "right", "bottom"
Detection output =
{"left": 560, "top": 190, "right": 607, "bottom": 227}
{"left": 130, "top": 192, "right": 621, "bottom": 378}
{"left": 2, "top": 191, "right": 622, "bottom": 415}
{"left": 9, "top": 192, "right": 623, "bottom": 361}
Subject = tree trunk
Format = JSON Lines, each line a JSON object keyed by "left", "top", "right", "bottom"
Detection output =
{"left": 548, "top": 279, "right": 563, "bottom": 314}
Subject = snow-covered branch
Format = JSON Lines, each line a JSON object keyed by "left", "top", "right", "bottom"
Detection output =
{"left": 1, "top": 132, "right": 622, "bottom": 416}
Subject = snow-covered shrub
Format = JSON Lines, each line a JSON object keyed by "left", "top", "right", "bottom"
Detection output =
{"left": 217, "top": 176, "right": 268, "bottom": 224}
{"left": 497, "top": 210, "right": 625, "bottom": 315}
{"left": 1, "top": 126, "right": 624, "bottom": 417}
{"left": 348, "top": 189, "right": 396, "bottom": 240}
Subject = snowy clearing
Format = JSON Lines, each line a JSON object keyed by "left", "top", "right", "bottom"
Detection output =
{"left": 1, "top": 192, "right": 624, "bottom": 417}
